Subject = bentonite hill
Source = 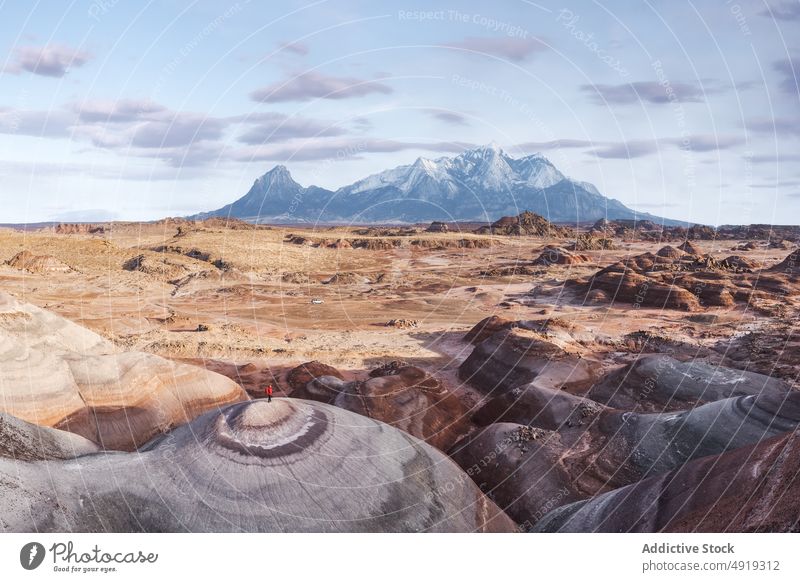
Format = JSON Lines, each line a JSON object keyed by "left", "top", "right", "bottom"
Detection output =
{"left": 1, "top": 214, "right": 799, "bottom": 532}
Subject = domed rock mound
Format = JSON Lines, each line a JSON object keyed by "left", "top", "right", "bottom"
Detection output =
{"left": 720, "top": 255, "right": 760, "bottom": 272}
{"left": 533, "top": 428, "right": 800, "bottom": 533}
{"left": 677, "top": 240, "right": 703, "bottom": 255}
{"left": 334, "top": 365, "right": 471, "bottom": 451}
{"left": 768, "top": 249, "right": 800, "bottom": 276}
{"left": 588, "top": 354, "right": 790, "bottom": 413}
{"left": 583, "top": 288, "right": 611, "bottom": 305}
{"left": 463, "top": 315, "right": 515, "bottom": 345}
{"left": 294, "top": 375, "right": 351, "bottom": 404}
{"left": 586, "top": 269, "right": 701, "bottom": 311}
{"left": 0, "top": 291, "right": 247, "bottom": 450}
{"left": 570, "top": 233, "right": 616, "bottom": 251}
{"left": 532, "top": 245, "right": 589, "bottom": 266}
{"left": 6, "top": 250, "right": 72, "bottom": 274}
{"left": 0, "top": 400, "right": 516, "bottom": 532}
{"left": 478, "top": 211, "right": 572, "bottom": 237}
{"left": 656, "top": 245, "right": 686, "bottom": 258}
{"left": 287, "top": 361, "right": 345, "bottom": 392}
{"left": 459, "top": 327, "right": 597, "bottom": 396}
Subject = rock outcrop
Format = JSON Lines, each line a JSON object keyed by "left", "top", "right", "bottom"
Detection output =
{"left": 0, "top": 291, "right": 247, "bottom": 450}
{"left": 426, "top": 221, "right": 449, "bottom": 233}
{"left": 291, "top": 364, "right": 470, "bottom": 451}
{"left": 568, "top": 248, "right": 800, "bottom": 311}
{"left": 677, "top": 240, "right": 703, "bottom": 254}
{"left": 334, "top": 365, "right": 470, "bottom": 451}
{"left": 452, "top": 390, "right": 800, "bottom": 529}
{"left": 463, "top": 315, "right": 515, "bottom": 345}
{"left": 589, "top": 355, "right": 791, "bottom": 413}
{"left": 475, "top": 211, "right": 573, "bottom": 237}
{"left": 570, "top": 233, "right": 616, "bottom": 251}
{"left": 459, "top": 327, "right": 597, "bottom": 396}
{"left": 533, "top": 428, "right": 800, "bottom": 532}
{"left": 532, "top": 245, "right": 589, "bottom": 266}
{"left": 286, "top": 361, "right": 345, "bottom": 392}
{"left": 6, "top": 250, "right": 72, "bottom": 273}
{"left": 0, "top": 400, "right": 516, "bottom": 532}
{"left": 473, "top": 383, "right": 605, "bottom": 430}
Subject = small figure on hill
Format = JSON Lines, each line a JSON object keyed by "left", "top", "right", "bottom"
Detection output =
{"left": 266, "top": 384, "right": 273, "bottom": 403}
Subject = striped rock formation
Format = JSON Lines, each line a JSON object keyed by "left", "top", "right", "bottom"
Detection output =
{"left": 0, "top": 291, "right": 247, "bottom": 450}
{"left": 451, "top": 390, "right": 800, "bottom": 529}
{"left": 589, "top": 354, "right": 790, "bottom": 413}
{"left": 533, "top": 428, "right": 800, "bottom": 532}
{"left": 0, "top": 399, "right": 516, "bottom": 533}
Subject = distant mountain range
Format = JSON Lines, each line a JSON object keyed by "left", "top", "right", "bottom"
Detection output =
{"left": 193, "top": 143, "right": 686, "bottom": 226}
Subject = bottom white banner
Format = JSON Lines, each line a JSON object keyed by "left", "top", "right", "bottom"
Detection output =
{"left": 0, "top": 533, "right": 796, "bottom": 581}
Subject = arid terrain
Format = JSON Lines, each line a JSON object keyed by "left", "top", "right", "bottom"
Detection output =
{"left": 1, "top": 214, "right": 799, "bottom": 532}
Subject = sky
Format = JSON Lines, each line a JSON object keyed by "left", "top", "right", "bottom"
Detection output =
{"left": 0, "top": 0, "right": 798, "bottom": 225}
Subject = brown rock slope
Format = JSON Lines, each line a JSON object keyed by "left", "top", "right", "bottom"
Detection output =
{"left": 452, "top": 389, "right": 800, "bottom": 529}
{"left": 474, "top": 382, "right": 605, "bottom": 430}
{"left": 6, "top": 250, "right": 72, "bottom": 273}
{"left": 568, "top": 247, "right": 800, "bottom": 311}
{"left": 459, "top": 326, "right": 598, "bottom": 396}
{"left": 533, "top": 428, "right": 800, "bottom": 532}
{"left": 0, "top": 400, "right": 516, "bottom": 532}
{"left": 287, "top": 360, "right": 345, "bottom": 392}
{"left": 290, "top": 363, "right": 470, "bottom": 451}
{"left": 588, "top": 354, "right": 791, "bottom": 413}
{"left": 532, "top": 245, "right": 590, "bottom": 266}
{"left": 475, "top": 211, "right": 573, "bottom": 237}
{"left": 0, "top": 291, "right": 247, "bottom": 450}
{"left": 336, "top": 364, "right": 471, "bottom": 451}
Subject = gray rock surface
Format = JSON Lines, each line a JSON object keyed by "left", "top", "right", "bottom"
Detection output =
{"left": 459, "top": 328, "right": 597, "bottom": 397}
{"left": 0, "top": 399, "right": 516, "bottom": 533}
{"left": 589, "top": 354, "right": 790, "bottom": 413}
{"left": 451, "top": 390, "right": 800, "bottom": 529}
{"left": 473, "top": 382, "right": 605, "bottom": 430}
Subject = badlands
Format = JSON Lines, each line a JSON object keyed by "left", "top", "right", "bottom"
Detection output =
{"left": 0, "top": 214, "right": 798, "bottom": 532}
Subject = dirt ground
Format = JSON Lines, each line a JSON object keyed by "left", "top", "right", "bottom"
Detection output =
{"left": 0, "top": 221, "right": 796, "bottom": 400}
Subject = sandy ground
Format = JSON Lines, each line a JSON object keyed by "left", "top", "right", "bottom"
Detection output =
{"left": 0, "top": 222, "right": 796, "bottom": 400}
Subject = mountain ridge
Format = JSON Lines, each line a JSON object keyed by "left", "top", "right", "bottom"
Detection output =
{"left": 193, "top": 144, "right": 688, "bottom": 226}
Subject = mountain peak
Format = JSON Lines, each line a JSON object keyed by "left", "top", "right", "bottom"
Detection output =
{"left": 254, "top": 164, "right": 298, "bottom": 188}
{"left": 195, "top": 143, "right": 684, "bottom": 225}
{"left": 467, "top": 141, "right": 505, "bottom": 157}
{"left": 263, "top": 164, "right": 290, "bottom": 177}
{"left": 484, "top": 140, "right": 503, "bottom": 152}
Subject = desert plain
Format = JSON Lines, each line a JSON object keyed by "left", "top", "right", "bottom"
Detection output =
{"left": 1, "top": 214, "right": 799, "bottom": 532}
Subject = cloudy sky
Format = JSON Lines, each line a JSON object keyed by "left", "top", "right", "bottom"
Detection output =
{"left": 1, "top": 0, "right": 798, "bottom": 225}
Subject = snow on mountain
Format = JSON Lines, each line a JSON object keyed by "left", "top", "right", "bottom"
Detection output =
{"left": 343, "top": 143, "right": 564, "bottom": 198}
{"left": 195, "top": 143, "right": 685, "bottom": 225}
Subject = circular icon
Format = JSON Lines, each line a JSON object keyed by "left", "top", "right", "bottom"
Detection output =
{"left": 20, "top": 542, "right": 46, "bottom": 570}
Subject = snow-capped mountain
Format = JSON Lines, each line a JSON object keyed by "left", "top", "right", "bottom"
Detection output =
{"left": 195, "top": 143, "right": 684, "bottom": 225}
{"left": 341, "top": 142, "right": 564, "bottom": 199}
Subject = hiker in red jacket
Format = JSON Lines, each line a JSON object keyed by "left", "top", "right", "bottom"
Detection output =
{"left": 266, "top": 385, "right": 273, "bottom": 403}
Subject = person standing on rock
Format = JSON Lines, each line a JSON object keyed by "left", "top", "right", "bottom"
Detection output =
{"left": 266, "top": 384, "right": 273, "bottom": 403}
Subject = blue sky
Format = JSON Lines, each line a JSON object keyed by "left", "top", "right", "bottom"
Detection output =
{"left": 0, "top": 0, "right": 798, "bottom": 224}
